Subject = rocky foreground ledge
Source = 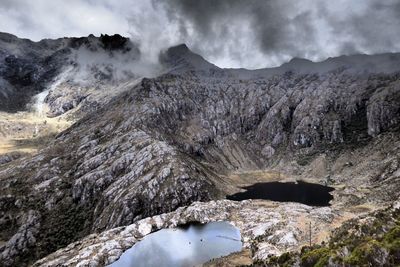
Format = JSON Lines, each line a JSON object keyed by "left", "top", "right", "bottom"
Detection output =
{"left": 33, "top": 199, "right": 345, "bottom": 266}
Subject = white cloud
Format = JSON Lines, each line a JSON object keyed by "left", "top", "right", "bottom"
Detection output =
{"left": 0, "top": 0, "right": 399, "bottom": 69}
{"left": 0, "top": 0, "right": 129, "bottom": 40}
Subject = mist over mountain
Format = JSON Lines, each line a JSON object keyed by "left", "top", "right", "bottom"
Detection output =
{"left": 0, "top": 32, "right": 160, "bottom": 115}
{"left": 1, "top": 0, "right": 400, "bottom": 69}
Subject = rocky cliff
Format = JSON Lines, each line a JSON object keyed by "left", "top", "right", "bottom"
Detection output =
{"left": 0, "top": 34, "right": 399, "bottom": 266}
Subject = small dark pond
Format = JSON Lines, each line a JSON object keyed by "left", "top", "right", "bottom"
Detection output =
{"left": 108, "top": 221, "right": 242, "bottom": 267}
{"left": 227, "top": 181, "right": 334, "bottom": 206}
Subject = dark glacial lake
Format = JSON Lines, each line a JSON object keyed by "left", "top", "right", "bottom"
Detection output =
{"left": 108, "top": 221, "right": 242, "bottom": 267}
{"left": 227, "top": 181, "right": 334, "bottom": 206}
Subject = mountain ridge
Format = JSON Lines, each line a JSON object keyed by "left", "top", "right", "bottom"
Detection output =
{"left": 2, "top": 31, "right": 400, "bottom": 116}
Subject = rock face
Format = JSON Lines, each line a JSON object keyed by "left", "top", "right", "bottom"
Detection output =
{"left": 0, "top": 34, "right": 400, "bottom": 266}
{"left": 32, "top": 200, "right": 338, "bottom": 267}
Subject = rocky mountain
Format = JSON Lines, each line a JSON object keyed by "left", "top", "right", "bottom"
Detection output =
{"left": 0, "top": 32, "right": 147, "bottom": 117}
{"left": 0, "top": 33, "right": 399, "bottom": 266}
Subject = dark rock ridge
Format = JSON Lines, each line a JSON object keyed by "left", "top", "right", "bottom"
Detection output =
{"left": 159, "top": 44, "right": 219, "bottom": 73}
{"left": 0, "top": 35, "right": 399, "bottom": 266}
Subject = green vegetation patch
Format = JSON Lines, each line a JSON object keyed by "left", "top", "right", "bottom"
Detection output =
{"left": 301, "top": 247, "right": 332, "bottom": 267}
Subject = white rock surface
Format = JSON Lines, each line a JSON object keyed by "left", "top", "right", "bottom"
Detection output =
{"left": 34, "top": 200, "right": 338, "bottom": 266}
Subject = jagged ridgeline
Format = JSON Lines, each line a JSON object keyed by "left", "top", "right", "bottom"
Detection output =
{"left": 0, "top": 32, "right": 399, "bottom": 266}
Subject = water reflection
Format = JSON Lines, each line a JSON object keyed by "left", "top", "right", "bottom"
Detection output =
{"left": 108, "top": 221, "right": 242, "bottom": 267}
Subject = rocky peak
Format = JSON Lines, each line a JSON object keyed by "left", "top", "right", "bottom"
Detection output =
{"left": 67, "top": 34, "right": 137, "bottom": 54}
{"left": 99, "top": 34, "right": 130, "bottom": 51}
{"left": 159, "top": 43, "right": 219, "bottom": 74}
{"left": 165, "top": 43, "right": 190, "bottom": 55}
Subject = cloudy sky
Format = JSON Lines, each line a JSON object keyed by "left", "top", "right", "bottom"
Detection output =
{"left": 1, "top": 0, "right": 400, "bottom": 69}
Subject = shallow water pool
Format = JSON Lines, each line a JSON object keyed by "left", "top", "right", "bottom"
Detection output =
{"left": 108, "top": 221, "right": 242, "bottom": 267}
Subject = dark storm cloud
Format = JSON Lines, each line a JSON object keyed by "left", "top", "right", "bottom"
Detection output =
{"left": 157, "top": 0, "right": 314, "bottom": 53}
{"left": 318, "top": 1, "right": 400, "bottom": 55}
{"left": 0, "top": 0, "right": 400, "bottom": 68}
{"left": 153, "top": 0, "right": 318, "bottom": 66}
{"left": 153, "top": 0, "right": 400, "bottom": 68}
